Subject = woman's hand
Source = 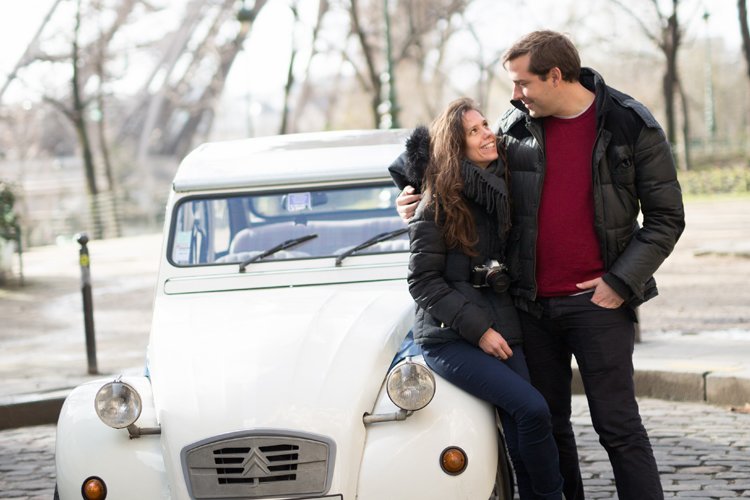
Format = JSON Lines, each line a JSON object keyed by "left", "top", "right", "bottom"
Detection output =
{"left": 478, "top": 328, "right": 513, "bottom": 360}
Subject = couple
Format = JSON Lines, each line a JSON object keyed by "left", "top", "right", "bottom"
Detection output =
{"left": 389, "top": 30, "right": 685, "bottom": 500}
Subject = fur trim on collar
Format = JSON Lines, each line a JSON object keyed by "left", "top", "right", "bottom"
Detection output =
{"left": 403, "top": 125, "right": 430, "bottom": 192}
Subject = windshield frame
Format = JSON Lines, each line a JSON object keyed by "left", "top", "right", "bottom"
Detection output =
{"left": 166, "top": 179, "right": 408, "bottom": 268}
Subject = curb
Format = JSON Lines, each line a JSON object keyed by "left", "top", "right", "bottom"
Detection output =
{"left": 572, "top": 369, "right": 750, "bottom": 407}
{"left": 0, "top": 390, "right": 68, "bottom": 431}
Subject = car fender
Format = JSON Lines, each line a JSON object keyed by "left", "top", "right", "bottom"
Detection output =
{"left": 357, "top": 361, "right": 500, "bottom": 500}
{"left": 55, "top": 376, "right": 169, "bottom": 500}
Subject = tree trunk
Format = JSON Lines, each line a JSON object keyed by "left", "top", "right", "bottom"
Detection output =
{"left": 280, "top": 3, "right": 300, "bottom": 135}
{"left": 610, "top": 0, "right": 686, "bottom": 169}
{"left": 740, "top": 0, "right": 750, "bottom": 81}
{"left": 662, "top": 9, "right": 679, "bottom": 153}
{"left": 96, "top": 67, "right": 121, "bottom": 237}
{"left": 677, "top": 78, "right": 691, "bottom": 171}
{"left": 349, "top": 0, "right": 383, "bottom": 128}
{"left": 73, "top": 0, "right": 103, "bottom": 239}
{"left": 291, "top": 0, "right": 329, "bottom": 132}
{"left": 93, "top": 1, "right": 121, "bottom": 238}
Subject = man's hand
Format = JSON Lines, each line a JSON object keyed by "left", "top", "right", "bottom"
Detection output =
{"left": 576, "top": 277, "right": 624, "bottom": 309}
{"left": 478, "top": 328, "right": 513, "bottom": 360}
{"left": 396, "top": 185, "right": 421, "bottom": 221}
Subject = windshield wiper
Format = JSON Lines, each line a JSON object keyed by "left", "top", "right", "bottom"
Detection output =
{"left": 239, "top": 234, "right": 318, "bottom": 273}
{"left": 334, "top": 228, "right": 408, "bottom": 267}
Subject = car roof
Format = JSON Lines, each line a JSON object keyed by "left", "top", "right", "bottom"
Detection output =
{"left": 172, "top": 129, "right": 410, "bottom": 193}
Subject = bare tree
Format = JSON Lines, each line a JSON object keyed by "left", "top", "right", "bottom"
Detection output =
{"left": 39, "top": 0, "right": 142, "bottom": 239}
{"left": 57, "top": 0, "right": 104, "bottom": 238}
{"left": 136, "top": 0, "right": 268, "bottom": 158}
{"left": 741, "top": 0, "right": 750, "bottom": 82}
{"left": 93, "top": 0, "right": 121, "bottom": 237}
{"left": 406, "top": 22, "right": 453, "bottom": 119}
{"left": 348, "top": 0, "right": 385, "bottom": 127}
{"left": 166, "top": 1, "right": 269, "bottom": 157}
{"left": 344, "top": 0, "right": 469, "bottom": 128}
{"left": 280, "top": 1, "right": 301, "bottom": 134}
{"left": 610, "top": 0, "right": 696, "bottom": 169}
{"left": 395, "top": 0, "right": 467, "bottom": 120}
{"left": 290, "top": 0, "right": 330, "bottom": 132}
{"left": 0, "top": 0, "right": 65, "bottom": 103}
{"left": 465, "top": 23, "right": 503, "bottom": 109}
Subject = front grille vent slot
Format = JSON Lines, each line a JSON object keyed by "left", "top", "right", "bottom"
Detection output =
{"left": 213, "top": 444, "right": 299, "bottom": 484}
{"left": 183, "top": 432, "right": 333, "bottom": 499}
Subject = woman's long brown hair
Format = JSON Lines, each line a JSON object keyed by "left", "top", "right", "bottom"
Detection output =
{"left": 424, "top": 97, "right": 483, "bottom": 255}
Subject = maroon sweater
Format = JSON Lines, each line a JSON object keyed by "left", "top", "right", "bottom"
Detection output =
{"left": 536, "top": 103, "right": 605, "bottom": 297}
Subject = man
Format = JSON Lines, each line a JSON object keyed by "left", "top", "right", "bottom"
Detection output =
{"left": 395, "top": 30, "right": 685, "bottom": 500}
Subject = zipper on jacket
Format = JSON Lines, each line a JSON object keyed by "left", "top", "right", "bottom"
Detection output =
{"left": 525, "top": 120, "right": 546, "bottom": 300}
{"left": 591, "top": 126, "right": 611, "bottom": 269}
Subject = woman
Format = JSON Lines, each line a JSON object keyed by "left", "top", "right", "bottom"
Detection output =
{"left": 402, "top": 98, "right": 563, "bottom": 499}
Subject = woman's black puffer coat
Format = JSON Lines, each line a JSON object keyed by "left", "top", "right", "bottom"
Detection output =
{"left": 400, "top": 128, "right": 522, "bottom": 347}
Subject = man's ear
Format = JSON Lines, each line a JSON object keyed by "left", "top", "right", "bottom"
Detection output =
{"left": 549, "top": 67, "right": 562, "bottom": 87}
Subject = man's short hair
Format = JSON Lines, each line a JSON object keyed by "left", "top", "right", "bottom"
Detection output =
{"left": 502, "top": 30, "right": 581, "bottom": 82}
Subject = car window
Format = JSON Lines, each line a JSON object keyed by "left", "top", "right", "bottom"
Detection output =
{"left": 169, "top": 182, "right": 408, "bottom": 266}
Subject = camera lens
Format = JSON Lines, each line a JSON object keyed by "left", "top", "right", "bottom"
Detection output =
{"left": 486, "top": 267, "right": 511, "bottom": 293}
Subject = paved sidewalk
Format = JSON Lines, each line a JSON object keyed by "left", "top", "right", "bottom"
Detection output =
{"left": 0, "top": 198, "right": 749, "bottom": 430}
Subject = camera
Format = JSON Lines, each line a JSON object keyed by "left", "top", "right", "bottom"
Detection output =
{"left": 471, "top": 261, "right": 511, "bottom": 294}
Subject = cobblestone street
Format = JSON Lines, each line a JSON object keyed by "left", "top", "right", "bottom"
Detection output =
{"left": 573, "top": 398, "right": 750, "bottom": 499}
{"left": 2, "top": 396, "right": 749, "bottom": 499}
{"left": 0, "top": 423, "right": 55, "bottom": 500}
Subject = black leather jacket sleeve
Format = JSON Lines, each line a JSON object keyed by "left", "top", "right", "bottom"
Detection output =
{"left": 407, "top": 205, "right": 491, "bottom": 345}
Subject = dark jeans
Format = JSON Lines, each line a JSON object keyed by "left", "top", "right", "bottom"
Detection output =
{"left": 422, "top": 340, "right": 563, "bottom": 500}
{"left": 519, "top": 293, "right": 663, "bottom": 500}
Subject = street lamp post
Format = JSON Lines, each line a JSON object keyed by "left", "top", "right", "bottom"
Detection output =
{"left": 381, "top": 0, "right": 400, "bottom": 129}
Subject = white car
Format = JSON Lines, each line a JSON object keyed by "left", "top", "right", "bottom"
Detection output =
{"left": 55, "top": 129, "right": 513, "bottom": 500}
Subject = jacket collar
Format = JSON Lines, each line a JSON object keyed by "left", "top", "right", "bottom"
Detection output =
{"left": 579, "top": 67, "right": 612, "bottom": 118}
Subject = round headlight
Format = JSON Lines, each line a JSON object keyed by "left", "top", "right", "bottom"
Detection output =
{"left": 386, "top": 361, "right": 436, "bottom": 411}
{"left": 94, "top": 381, "right": 142, "bottom": 429}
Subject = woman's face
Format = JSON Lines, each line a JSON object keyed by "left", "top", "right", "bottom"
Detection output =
{"left": 462, "top": 109, "right": 497, "bottom": 168}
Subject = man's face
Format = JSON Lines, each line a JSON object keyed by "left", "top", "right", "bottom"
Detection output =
{"left": 506, "top": 53, "right": 557, "bottom": 118}
{"left": 462, "top": 109, "right": 498, "bottom": 168}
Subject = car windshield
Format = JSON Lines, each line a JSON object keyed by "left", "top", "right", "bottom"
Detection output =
{"left": 169, "top": 182, "right": 408, "bottom": 266}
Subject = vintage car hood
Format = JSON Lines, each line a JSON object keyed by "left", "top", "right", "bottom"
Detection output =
{"left": 147, "top": 280, "right": 413, "bottom": 494}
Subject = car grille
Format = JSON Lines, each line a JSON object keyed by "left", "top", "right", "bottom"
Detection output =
{"left": 183, "top": 431, "right": 335, "bottom": 499}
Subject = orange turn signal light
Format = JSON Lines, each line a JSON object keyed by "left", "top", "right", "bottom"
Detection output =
{"left": 440, "top": 446, "right": 468, "bottom": 475}
{"left": 81, "top": 476, "right": 107, "bottom": 500}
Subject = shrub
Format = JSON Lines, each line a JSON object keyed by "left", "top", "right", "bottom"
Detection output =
{"left": 677, "top": 166, "right": 750, "bottom": 196}
{"left": 0, "top": 182, "right": 20, "bottom": 241}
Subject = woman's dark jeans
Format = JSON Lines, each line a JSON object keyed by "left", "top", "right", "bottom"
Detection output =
{"left": 421, "top": 340, "right": 563, "bottom": 500}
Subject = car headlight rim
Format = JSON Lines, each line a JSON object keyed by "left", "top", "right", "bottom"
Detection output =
{"left": 94, "top": 380, "right": 143, "bottom": 429}
{"left": 386, "top": 360, "right": 436, "bottom": 411}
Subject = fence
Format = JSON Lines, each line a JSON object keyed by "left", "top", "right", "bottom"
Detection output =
{"left": 0, "top": 156, "right": 178, "bottom": 248}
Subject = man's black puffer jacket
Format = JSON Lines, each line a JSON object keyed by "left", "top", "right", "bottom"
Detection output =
{"left": 497, "top": 67, "right": 685, "bottom": 312}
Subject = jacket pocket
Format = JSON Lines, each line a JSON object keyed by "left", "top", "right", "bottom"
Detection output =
{"left": 609, "top": 146, "right": 636, "bottom": 188}
{"left": 613, "top": 157, "right": 635, "bottom": 187}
